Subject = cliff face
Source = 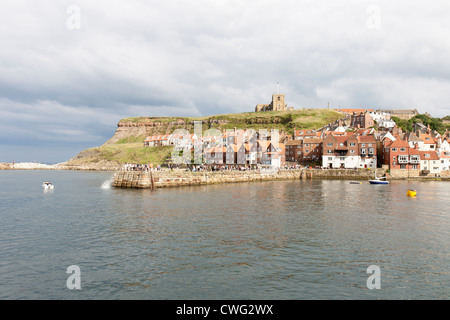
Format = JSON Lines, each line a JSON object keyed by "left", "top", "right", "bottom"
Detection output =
{"left": 104, "top": 119, "right": 202, "bottom": 145}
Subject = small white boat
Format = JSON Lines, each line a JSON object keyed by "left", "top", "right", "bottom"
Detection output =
{"left": 369, "top": 179, "right": 389, "bottom": 185}
{"left": 369, "top": 174, "right": 389, "bottom": 185}
{"left": 42, "top": 182, "right": 54, "bottom": 190}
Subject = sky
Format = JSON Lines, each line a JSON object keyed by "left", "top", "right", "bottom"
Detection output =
{"left": 1, "top": 0, "right": 450, "bottom": 163}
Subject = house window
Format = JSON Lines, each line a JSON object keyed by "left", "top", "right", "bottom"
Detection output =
{"left": 392, "top": 148, "right": 397, "bottom": 152}
{"left": 369, "top": 148, "right": 374, "bottom": 154}
{"left": 400, "top": 148, "right": 406, "bottom": 152}
{"left": 328, "top": 157, "right": 333, "bottom": 161}
{"left": 350, "top": 150, "right": 355, "bottom": 154}
{"left": 305, "top": 150, "right": 309, "bottom": 153}
{"left": 400, "top": 164, "right": 407, "bottom": 169}
{"left": 412, "top": 165, "right": 419, "bottom": 169}
{"left": 327, "top": 150, "right": 333, "bottom": 154}
{"left": 327, "top": 143, "right": 333, "bottom": 147}
{"left": 369, "top": 144, "right": 372, "bottom": 147}
{"left": 340, "top": 157, "right": 345, "bottom": 161}
{"left": 361, "top": 149, "right": 366, "bottom": 154}
{"left": 350, "top": 143, "right": 355, "bottom": 147}
{"left": 410, "top": 155, "right": 420, "bottom": 163}
{"left": 398, "top": 155, "right": 408, "bottom": 163}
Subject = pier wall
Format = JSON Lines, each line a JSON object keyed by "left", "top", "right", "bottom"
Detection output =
{"left": 112, "top": 168, "right": 386, "bottom": 189}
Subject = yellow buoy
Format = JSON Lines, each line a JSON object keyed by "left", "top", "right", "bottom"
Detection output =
{"left": 407, "top": 189, "right": 417, "bottom": 197}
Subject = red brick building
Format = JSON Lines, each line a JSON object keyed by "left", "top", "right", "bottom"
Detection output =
{"left": 285, "top": 138, "right": 323, "bottom": 163}
{"left": 381, "top": 137, "right": 420, "bottom": 170}
{"left": 351, "top": 111, "right": 375, "bottom": 129}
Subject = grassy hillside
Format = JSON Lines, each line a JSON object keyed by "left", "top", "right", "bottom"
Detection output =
{"left": 120, "top": 108, "right": 342, "bottom": 135}
{"left": 68, "top": 108, "right": 343, "bottom": 167}
{"left": 66, "top": 144, "right": 174, "bottom": 167}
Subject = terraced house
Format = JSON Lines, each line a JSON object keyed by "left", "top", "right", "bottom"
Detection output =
{"left": 380, "top": 137, "right": 420, "bottom": 170}
{"left": 322, "top": 132, "right": 377, "bottom": 169}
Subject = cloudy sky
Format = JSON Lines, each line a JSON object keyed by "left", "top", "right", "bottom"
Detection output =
{"left": 1, "top": 0, "right": 450, "bottom": 163}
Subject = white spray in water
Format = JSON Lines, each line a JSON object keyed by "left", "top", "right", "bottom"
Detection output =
{"left": 101, "top": 176, "right": 114, "bottom": 189}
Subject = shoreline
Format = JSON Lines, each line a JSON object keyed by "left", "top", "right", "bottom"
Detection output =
{"left": 0, "top": 162, "right": 120, "bottom": 171}
{"left": 2, "top": 163, "right": 449, "bottom": 182}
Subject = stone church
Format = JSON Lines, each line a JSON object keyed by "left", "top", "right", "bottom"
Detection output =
{"left": 255, "top": 94, "right": 289, "bottom": 112}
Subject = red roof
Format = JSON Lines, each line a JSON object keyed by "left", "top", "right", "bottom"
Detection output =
{"left": 357, "top": 135, "right": 376, "bottom": 143}
{"left": 419, "top": 151, "right": 439, "bottom": 160}
{"left": 390, "top": 139, "right": 410, "bottom": 148}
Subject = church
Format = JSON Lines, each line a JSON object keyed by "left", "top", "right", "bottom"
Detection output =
{"left": 255, "top": 93, "right": 290, "bottom": 112}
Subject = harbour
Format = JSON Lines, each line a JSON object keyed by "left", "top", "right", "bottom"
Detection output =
{"left": 0, "top": 170, "right": 449, "bottom": 300}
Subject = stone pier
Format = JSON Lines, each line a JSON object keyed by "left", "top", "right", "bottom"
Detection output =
{"left": 112, "top": 168, "right": 387, "bottom": 189}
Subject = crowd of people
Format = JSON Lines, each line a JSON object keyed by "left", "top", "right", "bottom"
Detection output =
{"left": 122, "top": 163, "right": 162, "bottom": 172}
{"left": 122, "top": 162, "right": 320, "bottom": 172}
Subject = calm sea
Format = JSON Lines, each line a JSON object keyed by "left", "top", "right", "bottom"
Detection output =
{"left": 0, "top": 170, "right": 448, "bottom": 300}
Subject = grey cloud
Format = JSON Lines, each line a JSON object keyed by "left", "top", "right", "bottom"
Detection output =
{"left": 1, "top": 0, "right": 450, "bottom": 162}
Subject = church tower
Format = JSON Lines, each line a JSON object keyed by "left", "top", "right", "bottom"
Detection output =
{"left": 271, "top": 94, "right": 286, "bottom": 111}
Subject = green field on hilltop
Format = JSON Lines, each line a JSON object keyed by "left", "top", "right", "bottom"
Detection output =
{"left": 120, "top": 108, "right": 343, "bottom": 135}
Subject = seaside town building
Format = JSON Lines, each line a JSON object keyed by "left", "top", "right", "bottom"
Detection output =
{"left": 419, "top": 151, "right": 441, "bottom": 174}
{"left": 285, "top": 138, "right": 323, "bottom": 163}
{"left": 381, "top": 109, "right": 420, "bottom": 120}
{"left": 294, "top": 128, "right": 318, "bottom": 140}
{"left": 350, "top": 111, "right": 375, "bottom": 129}
{"left": 377, "top": 119, "right": 396, "bottom": 130}
{"left": 380, "top": 136, "right": 421, "bottom": 170}
{"left": 321, "top": 131, "right": 377, "bottom": 169}
{"left": 285, "top": 140, "right": 303, "bottom": 162}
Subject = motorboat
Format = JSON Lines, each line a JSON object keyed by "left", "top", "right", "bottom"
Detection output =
{"left": 369, "top": 174, "right": 389, "bottom": 184}
{"left": 369, "top": 179, "right": 389, "bottom": 184}
{"left": 42, "top": 182, "right": 54, "bottom": 190}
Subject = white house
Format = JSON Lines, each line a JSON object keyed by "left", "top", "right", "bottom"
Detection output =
{"left": 437, "top": 138, "right": 450, "bottom": 153}
{"left": 419, "top": 151, "right": 441, "bottom": 174}
{"left": 378, "top": 119, "right": 396, "bottom": 129}
{"left": 438, "top": 152, "right": 450, "bottom": 171}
